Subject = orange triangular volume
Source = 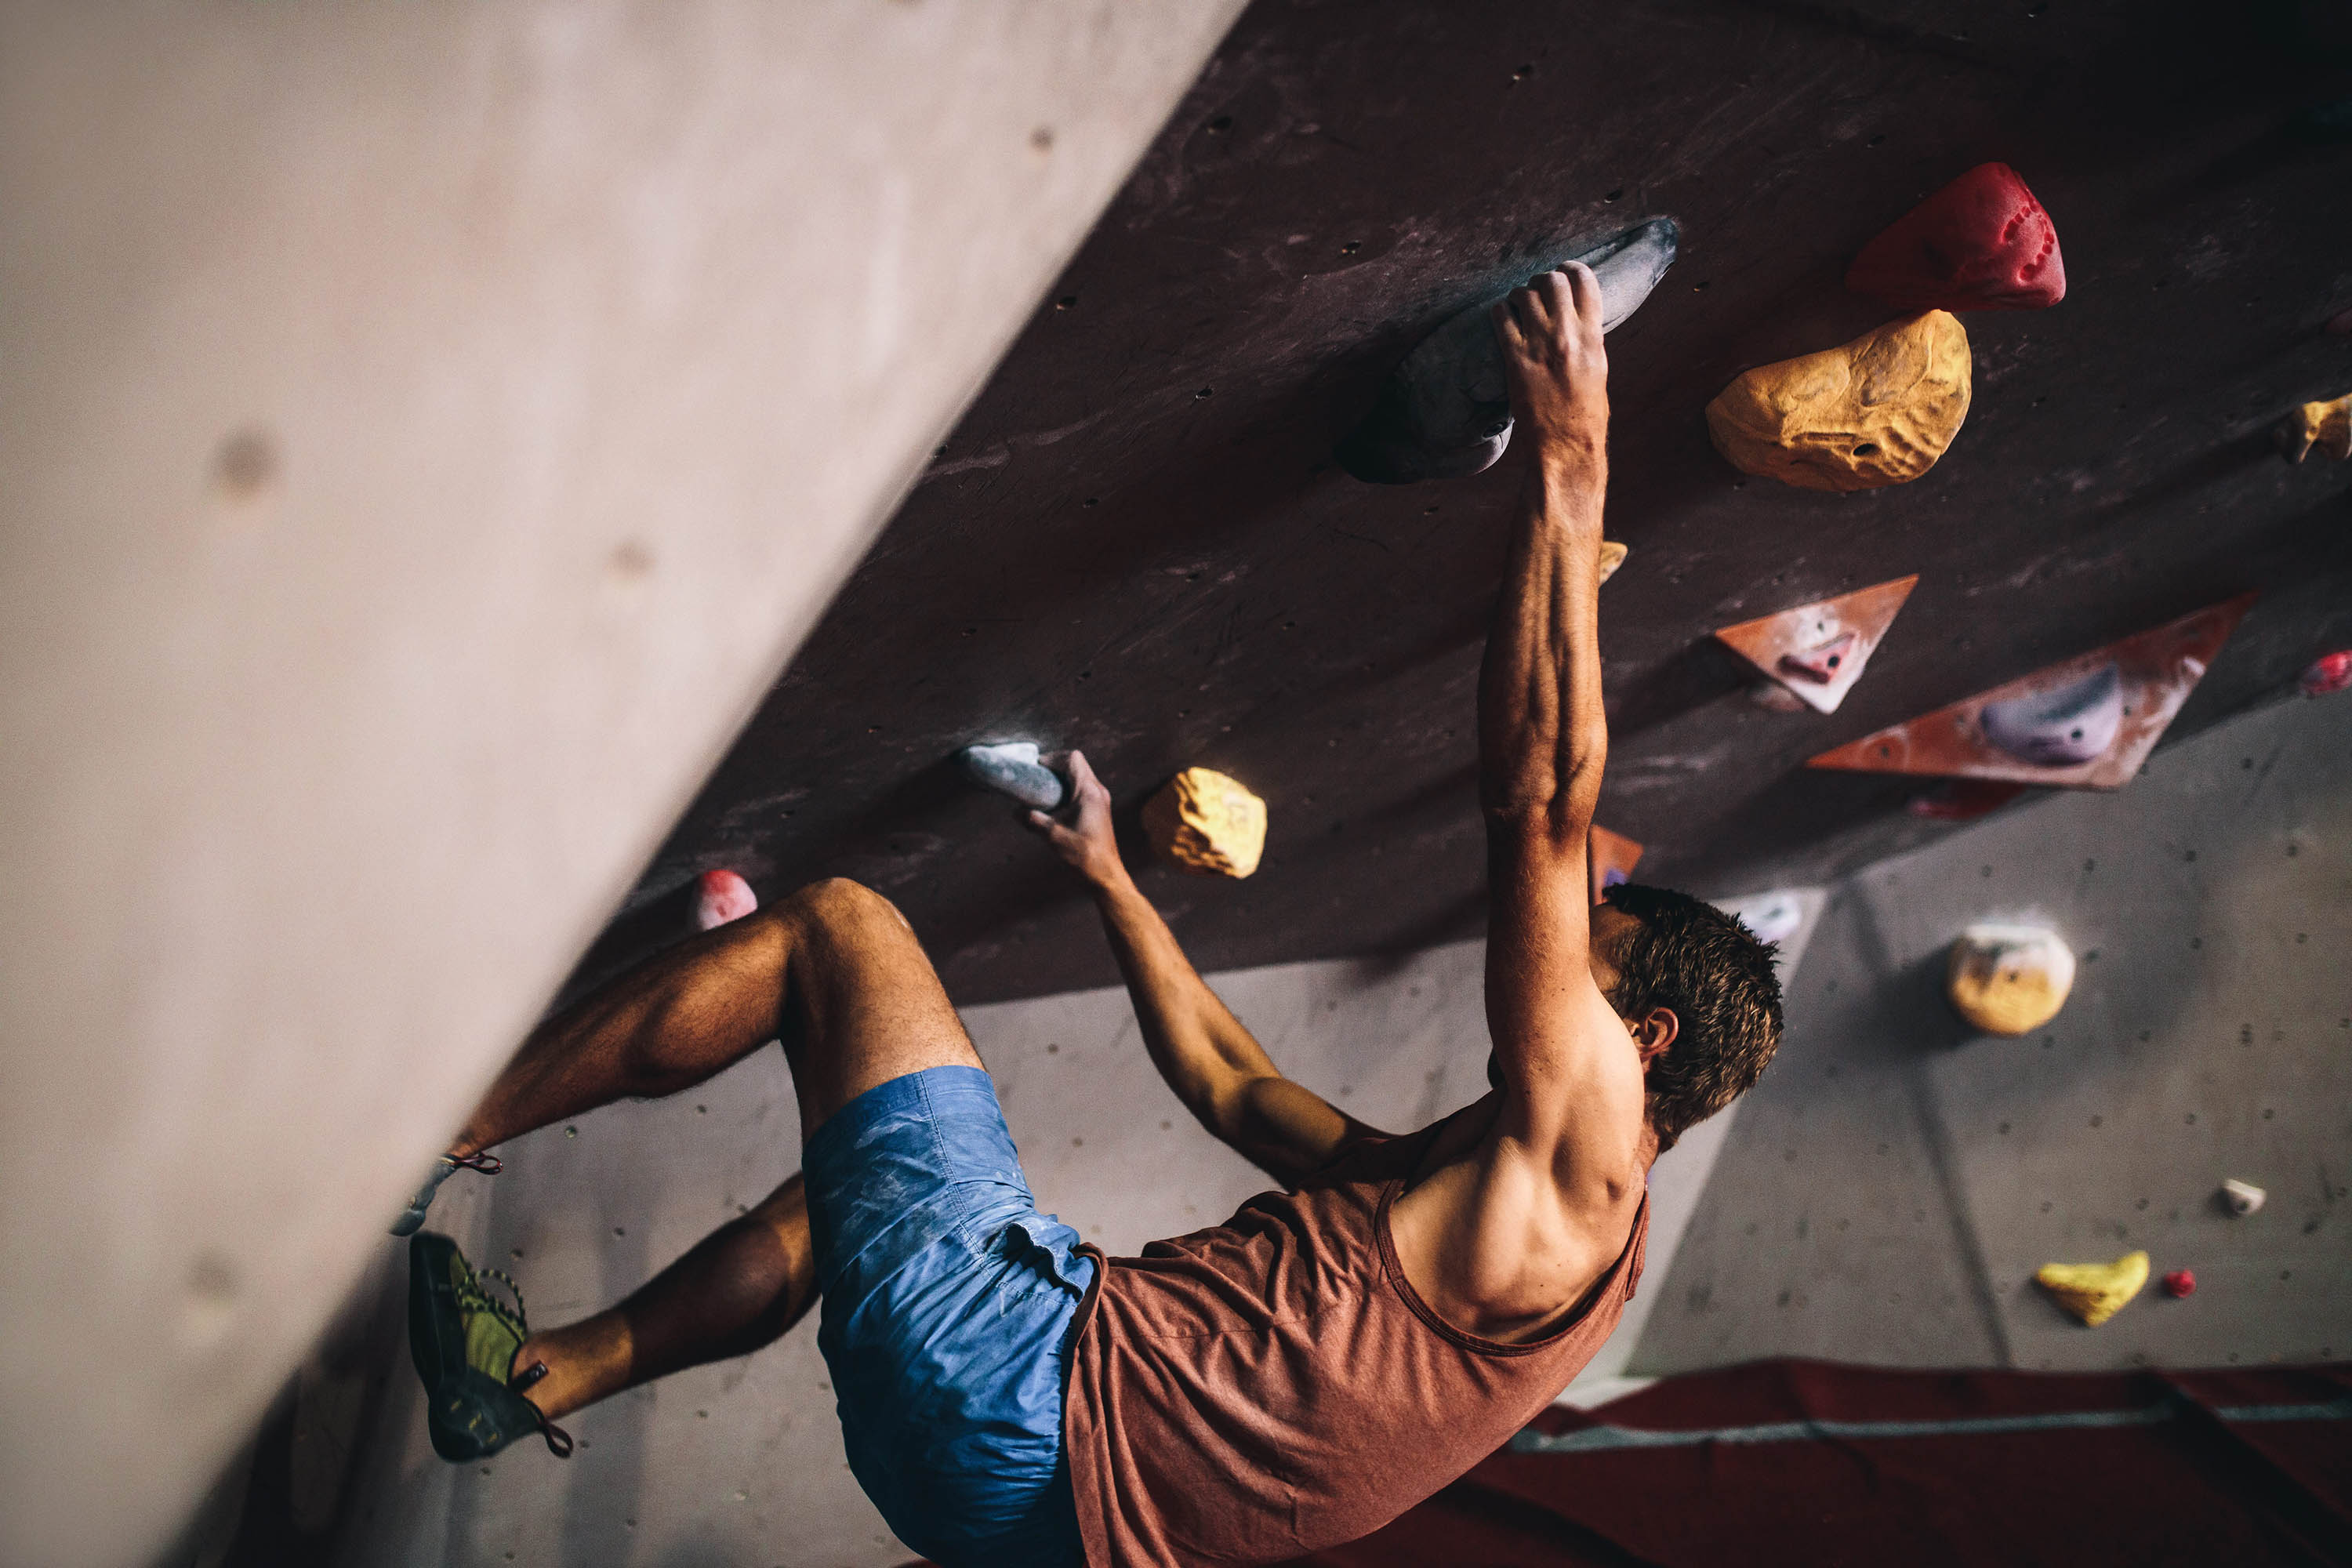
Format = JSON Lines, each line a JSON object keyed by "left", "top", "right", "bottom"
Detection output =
{"left": 1715, "top": 575, "right": 1919, "bottom": 714}
{"left": 1808, "top": 593, "right": 2255, "bottom": 789}
{"left": 1589, "top": 826, "right": 1644, "bottom": 906}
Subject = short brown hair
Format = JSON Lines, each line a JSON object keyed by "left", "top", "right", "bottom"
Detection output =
{"left": 1600, "top": 884, "right": 1784, "bottom": 1152}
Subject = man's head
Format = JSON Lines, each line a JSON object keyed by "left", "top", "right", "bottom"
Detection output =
{"left": 1591, "top": 884, "right": 1784, "bottom": 1154}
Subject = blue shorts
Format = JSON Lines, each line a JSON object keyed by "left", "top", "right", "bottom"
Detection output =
{"left": 804, "top": 1065, "right": 1095, "bottom": 1568}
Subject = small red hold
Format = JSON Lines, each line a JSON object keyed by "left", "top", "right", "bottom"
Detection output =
{"left": 1906, "top": 779, "right": 2030, "bottom": 821}
{"left": 2162, "top": 1268, "right": 2196, "bottom": 1299}
{"left": 695, "top": 869, "right": 759, "bottom": 931}
{"left": 1778, "top": 630, "right": 1860, "bottom": 685}
{"left": 1847, "top": 162, "right": 2066, "bottom": 311}
{"left": 2300, "top": 649, "right": 2352, "bottom": 698}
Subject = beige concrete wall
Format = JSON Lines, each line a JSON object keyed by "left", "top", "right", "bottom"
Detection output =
{"left": 0, "top": 4, "right": 1241, "bottom": 1562}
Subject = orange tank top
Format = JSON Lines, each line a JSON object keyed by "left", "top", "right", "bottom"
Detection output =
{"left": 1060, "top": 1119, "right": 1649, "bottom": 1567}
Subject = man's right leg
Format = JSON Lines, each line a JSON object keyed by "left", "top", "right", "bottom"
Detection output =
{"left": 422, "top": 878, "right": 984, "bottom": 1426}
{"left": 452, "top": 876, "right": 982, "bottom": 1158}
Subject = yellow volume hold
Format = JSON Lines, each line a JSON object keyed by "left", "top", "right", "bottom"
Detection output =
{"left": 2035, "top": 1250, "right": 2149, "bottom": 1327}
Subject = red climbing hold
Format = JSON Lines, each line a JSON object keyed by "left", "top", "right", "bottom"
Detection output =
{"left": 2162, "top": 1269, "right": 2196, "bottom": 1299}
{"left": 2300, "top": 649, "right": 2352, "bottom": 698}
{"left": 695, "top": 869, "right": 758, "bottom": 931}
{"left": 1588, "top": 826, "right": 1643, "bottom": 907}
{"left": 1846, "top": 162, "right": 2066, "bottom": 312}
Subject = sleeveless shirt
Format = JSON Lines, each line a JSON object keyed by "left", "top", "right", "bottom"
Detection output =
{"left": 1060, "top": 1120, "right": 1650, "bottom": 1567}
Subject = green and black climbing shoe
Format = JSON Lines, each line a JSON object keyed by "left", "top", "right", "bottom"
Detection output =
{"left": 407, "top": 1231, "right": 573, "bottom": 1461}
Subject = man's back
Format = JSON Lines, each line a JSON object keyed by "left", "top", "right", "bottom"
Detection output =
{"left": 1063, "top": 1119, "right": 1649, "bottom": 1568}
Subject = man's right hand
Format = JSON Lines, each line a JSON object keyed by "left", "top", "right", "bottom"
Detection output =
{"left": 1490, "top": 261, "right": 1609, "bottom": 463}
{"left": 1026, "top": 750, "right": 1130, "bottom": 893}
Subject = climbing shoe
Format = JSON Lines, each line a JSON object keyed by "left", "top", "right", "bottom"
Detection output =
{"left": 389, "top": 1150, "right": 501, "bottom": 1236}
{"left": 407, "top": 1231, "right": 572, "bottom": 1461}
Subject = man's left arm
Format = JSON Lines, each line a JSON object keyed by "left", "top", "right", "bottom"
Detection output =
{"left": 1477, "top": 265, "right": 1651, "bottom": 1189}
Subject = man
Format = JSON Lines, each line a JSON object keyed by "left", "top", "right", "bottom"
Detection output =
{"left": 400, "top": 261, "right": 1784, "bottom": 1566}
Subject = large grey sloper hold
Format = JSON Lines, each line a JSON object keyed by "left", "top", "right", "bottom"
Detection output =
{"left": 1335, "top": 217, "right": 1679, "bottom": 485}
{"left": 958, "top": 741, "right": 1066, "bottom": 810}
{"left": 1979, "top": 662, "right": 2124, "bottom": 768}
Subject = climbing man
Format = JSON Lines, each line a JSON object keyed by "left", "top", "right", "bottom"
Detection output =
{"left": 400, "top": 260, "right": 1784, "bottom": 1566}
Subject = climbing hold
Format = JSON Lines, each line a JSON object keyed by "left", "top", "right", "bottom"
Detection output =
{"left": 1336, "top": 218, "right": 1679, "bottom": 484}
{"left": 1704, "top": 311, "right": 1972, "bottom": 492}
{"left": 1905, "top": 779, "right": 2030, "bottom": 821}
{"left": 1809, "top": 593, "right": 2255, "bottom": 789}
{"left": 2275, "top": 392, "right": 2351, "bottom": 463}
{"left": 2222, "top": 1178, "right": 2266, "bottom": 1217}
{"left": 1588, "top": 826, "right": 1644, "bottom": 907}
{"left": 1732, "top": 892, "right": 1805, "bottom": 946}
{"left": 2162, "top": 1269, "right": 2196, "bottom": 1299}
{"left": 2035, "top": 1250, "right": 2148, "bottom": 1328}
{"left": 694, "top": 869, "right": 758, "bottom": 931}
{"left": 2300, "top": 650, "right": 2352, "bottom": 697}
{"left": 1598, "top": 540, "right": 1629, "bottom": 585}
{"left": 1980, "top": 662, "right": 2124, "bottom": 768}
{"left": 1846, "top": 162, "right": 2066, "bottom": 312}
{"left": 1143, "top": 768, "right": 1266, "bottom": 878}
{"left": 1714, "top": 575, "right": 1918, "bottom": 715}
{"left": 1946, "top": 923, "right": 2074, "bottom": 1036}
{"left": 960, "top": 742, "right": 1065, "bottom": 811}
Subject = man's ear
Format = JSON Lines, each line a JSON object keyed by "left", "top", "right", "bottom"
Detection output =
{"left": 1632, "top": 1007, "right": 1679, "bottom": 1069}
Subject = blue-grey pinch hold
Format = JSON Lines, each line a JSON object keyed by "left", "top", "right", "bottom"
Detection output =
{"left": 1337, "top": 216, "right": 1679, "bottom": 485}
{"left": 1980, "top": 662, "right": 2123, "bottom": 767}
{"left": 958, "top": 742, "right": 1066, "bottom": 811}
{"left": 390, "top": 1151, "right": 501, "bottom": 1236}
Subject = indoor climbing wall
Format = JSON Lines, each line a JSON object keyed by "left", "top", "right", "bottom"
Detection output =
{"left": 1632, "top": 691, "right": 2352, "bottom": 1378}
{"left": 573, "top": 0, "right": 2352, "bottom": 1011}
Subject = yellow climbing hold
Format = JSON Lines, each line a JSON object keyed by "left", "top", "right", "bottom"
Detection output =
{"left": 1945, "top": 924, "right": 2074, "bottom": 1036}
{"left": 1144, "top": 767, "right": 1267, "bottom": 879}
{"left": 1598, "top": 540, "right": 1628, "bottom": 584}
{"left": 2035, "top": 1250, "right": 2148, "bottom": 1327}
{"left": 1705, "top": 310, "right": 1972, "bottom": 491}
{"left": 2276, "top": 391, "right": 2351, "bottom": 463}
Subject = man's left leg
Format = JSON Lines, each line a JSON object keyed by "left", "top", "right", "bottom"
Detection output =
{"left": 508, "top": 1172, "right": 815, "bottom": 1422}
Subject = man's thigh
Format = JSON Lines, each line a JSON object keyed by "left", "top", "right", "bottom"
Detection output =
{"left": 780, "top": 878, "right": 984, "bottom": 1139}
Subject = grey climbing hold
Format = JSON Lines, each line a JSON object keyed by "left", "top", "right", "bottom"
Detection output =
{"left": 1337, "top": 217, "right": 1679, "bottom": 485}
{"left": 1980, "top": 662, "right": 2123, "bottom": 768}
{"left": 959, "top": 742, "right": 1065, "bottom": 810}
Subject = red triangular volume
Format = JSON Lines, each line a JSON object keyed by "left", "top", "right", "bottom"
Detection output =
{"left": 1807, "top": 593, "right": 2255, "bottom": 790}
{"left": 1589, "top": 826, "right": 1643, "bottom": 906}
{"left": 1847, "top": 163, "right": 2065, "bottom": 311}
{"left": 1714, "top": 575, "right": 1918, "bottom": 715}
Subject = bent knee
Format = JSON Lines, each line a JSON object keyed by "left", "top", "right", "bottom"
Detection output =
{"left": 784, "top": 877, "right": 913, "bottom": 938}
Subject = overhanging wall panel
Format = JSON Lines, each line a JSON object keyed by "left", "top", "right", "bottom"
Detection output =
{"left": 0, "top": 4, "right": 1243, "bottom": 1561}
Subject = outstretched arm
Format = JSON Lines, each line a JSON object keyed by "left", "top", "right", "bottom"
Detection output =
{"left": 1029, "top": 752, "right": 1384, "bottom": 1186}
{"left": 1479, "top": 264, "right": 1637, "bottom": 1162}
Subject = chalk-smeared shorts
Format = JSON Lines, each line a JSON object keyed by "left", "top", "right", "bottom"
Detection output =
{"left": 804, "top": 1065, "right": 1094, "bottom": 1568}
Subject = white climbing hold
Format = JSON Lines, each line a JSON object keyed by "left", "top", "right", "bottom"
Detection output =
{"left": 1945, "top": 923, "right": 2075, "bottom": 1036}
{"left": 960, "top": 741, "right": 1066, "bottom": 810}
{"left": 2222, "top": 1178, "right": 2265, "bottom": 1216}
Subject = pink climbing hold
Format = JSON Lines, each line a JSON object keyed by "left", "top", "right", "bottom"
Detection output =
{"left": 2162, "top": 1269, "right": 2196, "bottom": 1299}
{"left": 2300, "top": 649, "right": 2352, "bottom": 698}
{"left": 695, "top": 869, "right": 759, "bottom": 931}
{"left": 1846, "top": 162, "right": 2066, "bottom": 312}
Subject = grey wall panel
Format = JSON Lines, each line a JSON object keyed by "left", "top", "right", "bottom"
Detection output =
{"left": 1633, "top": 693, "right": 2352, "bottom": 1378}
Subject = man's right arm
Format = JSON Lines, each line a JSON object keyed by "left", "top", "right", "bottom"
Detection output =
{"left": 1029, "top": 752, "right": 1384, "bottom": 1187}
